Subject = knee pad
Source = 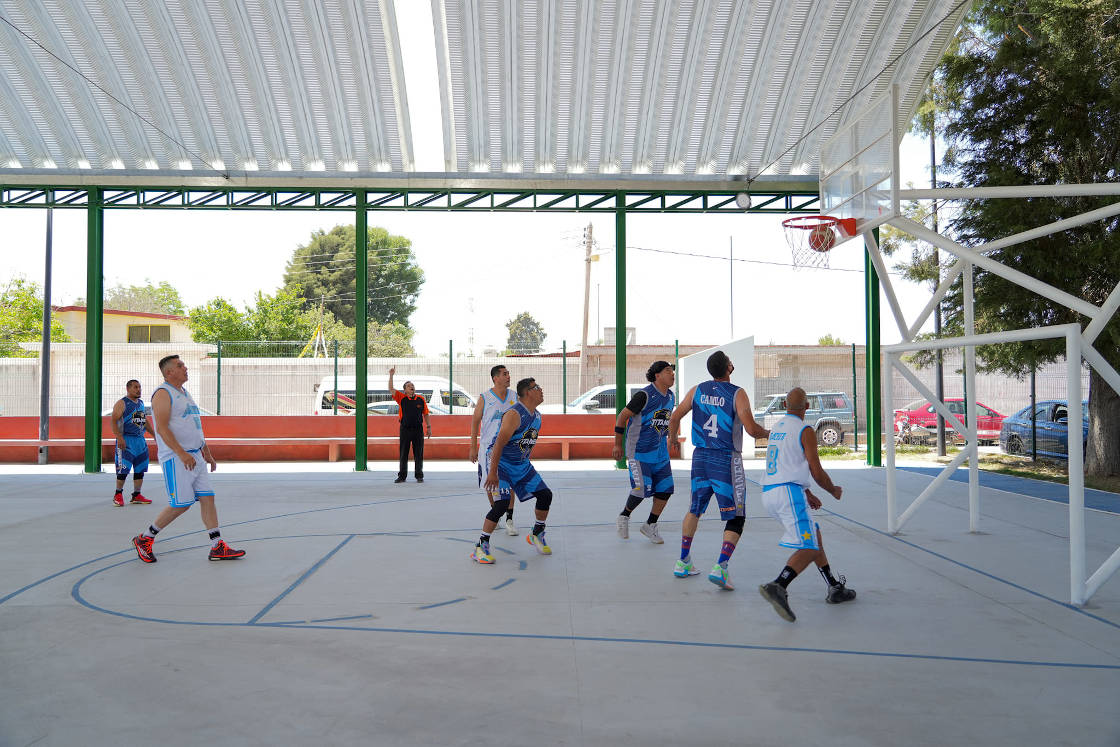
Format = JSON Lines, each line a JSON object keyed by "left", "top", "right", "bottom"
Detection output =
{"left": 652, "top": 492, "right": 672, "bottom": 501}
{"left": 534, "top": 488, "right": 553, "bottom": 513}
{"left": 725, "top": 516, "right": 745, "bottom": 535}
{"left": 116, "top": 470, "right": 130, "bottom": 480}
{"left": 486, "top": 498, "right": 511, "bottom": 523}
{"left": 133, "top": 472, "right": 145, "bottom": 480}
{"left": 624, "top": 494, "right": 644, "bottom": 512}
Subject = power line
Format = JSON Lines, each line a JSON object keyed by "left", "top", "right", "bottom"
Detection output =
{"left": 628, "top": 244, "right": 908, "bottom": 277}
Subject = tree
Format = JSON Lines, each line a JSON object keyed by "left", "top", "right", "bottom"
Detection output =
{"left": 817, "top": 334, "right": 846, "bottom": 346}
{"left": 917, "top": 0, "right": 1120, "bottom": 475}
{"left": 281, "top": 224, "right": 424, "bottom": 327}
{"left": 186, "top": 298, "right": 253, "bottom": 342}
{"left": 79, "top": 280, "right": 185, "bottom": 315}
{"left": 505, "top": 311, "right": 547, "bottom": 354}
{"left": 368, "top": 321, "right": 415, "bottom": 357}
{"left": 0, "top": 277, "right": 71, "bottom": 356}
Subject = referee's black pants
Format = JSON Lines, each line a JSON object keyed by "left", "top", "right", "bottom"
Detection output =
{"left": 398, "top": 425, "right": 424, "bottom": 479}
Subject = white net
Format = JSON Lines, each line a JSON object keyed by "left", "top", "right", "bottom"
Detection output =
{"left": 783, "top": 216, "right": 837, "bottom": 269}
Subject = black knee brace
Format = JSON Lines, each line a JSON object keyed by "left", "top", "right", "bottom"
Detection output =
{"left": 486, "top": 498, "right": 511, "bottom": 523}
{"left": 624, "top": 494, "right": 644, "bottom": 512}
{"left": 534, "top": 488, "right": 553, "bottom": 513}
{"left": 133, "top": 472, "right": 145, "bottom": 480}
{"left": 652, "top": 492, "right": 672, "bottom": 501}
{"left": 116, "top": 470, "right": 130, "bottom": 480}
{"left": 725, "top": 515, "right": 745, "bottom": 536}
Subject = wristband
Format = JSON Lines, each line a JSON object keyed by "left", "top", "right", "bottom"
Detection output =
{"left": 614, "top": 426, "right": 625, "bottom": 435}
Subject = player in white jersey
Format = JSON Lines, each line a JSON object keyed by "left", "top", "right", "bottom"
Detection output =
{"left": 130, "top": 354, "right": 245, "bottom": 564}
{"left": 757, "top": 387, "right": 856, "bottom": 622}
{"left": 469, "top": 364, "right": 520, "bottom": 535}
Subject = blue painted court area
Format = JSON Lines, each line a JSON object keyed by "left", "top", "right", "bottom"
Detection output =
{"left": 897, "top": 466, "right": 1120, "bottom": 513}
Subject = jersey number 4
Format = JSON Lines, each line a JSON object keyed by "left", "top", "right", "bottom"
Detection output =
{"left": 702, "top": 414, "right": 719, "bottom": 438}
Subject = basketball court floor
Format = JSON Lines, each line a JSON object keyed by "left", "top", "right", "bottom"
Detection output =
{"left": 1, "top": 458, "right": 1117, "bottom": 746}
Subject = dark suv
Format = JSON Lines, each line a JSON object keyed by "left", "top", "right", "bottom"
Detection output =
{"left": 753, "top": 391, "right": 855, "bottom": 447}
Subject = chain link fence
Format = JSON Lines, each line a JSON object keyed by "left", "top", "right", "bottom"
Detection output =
{"left": 0, "top": 342, "right": 1086, "bottom": 434}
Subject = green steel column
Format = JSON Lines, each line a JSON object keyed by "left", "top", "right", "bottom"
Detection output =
{"left": 216, "top": 340, "right": 222, "bottom": 415}
{"left": 615, "top": 195, "right": 626, "bottom": 469}
{"left": 355, "top": 191, "right": 368, "bottom": 470}
{"left": 83, "top": 187, "right": 104, "bottom": 473}
{"left": 562, "top": 340, "right": 567, "bottom": 414}
{"left": 865, "top": 230, "right": 882, "bottom": 466}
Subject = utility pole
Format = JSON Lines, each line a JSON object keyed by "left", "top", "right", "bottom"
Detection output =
{"left": 579, "top": 223, "right": 593, "bottom": 392}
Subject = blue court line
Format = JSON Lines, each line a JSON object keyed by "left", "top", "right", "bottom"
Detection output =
{"left": 418, "top": 597, "right": 467, "bottom": 610}
{"left": 896, "top": 466, "right": 1120, "bottom": 513}
{"left": 64, "top": 536, "right": 1120, "bottom": 671}
{"left": 491, "top": 578, "right": 515, "bottom": 590}
{"left": 310, "top": 614, "right": 374, "bottom": 623}
{"left": 518, "top": 560, "right": 528, "bottom": 570}
{"left": 247, "top": 534, "right": 355, "bottom": 624}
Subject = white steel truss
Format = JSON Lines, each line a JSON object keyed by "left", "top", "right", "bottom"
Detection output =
{"left": 873, "top": 188, "right": 1120, "bottom": 606}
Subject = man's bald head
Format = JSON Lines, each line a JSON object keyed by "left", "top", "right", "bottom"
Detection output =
{"left": 786, "top": 387, "right": 808, "bottom": 415}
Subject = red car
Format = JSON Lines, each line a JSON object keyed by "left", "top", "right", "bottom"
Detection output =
{"left": 893, "top": 398, "right": 1006, "bottom": 445}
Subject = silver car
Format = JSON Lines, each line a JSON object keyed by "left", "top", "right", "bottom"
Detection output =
{"left": 753, "top": 391, "right": 855, "bottom": 447}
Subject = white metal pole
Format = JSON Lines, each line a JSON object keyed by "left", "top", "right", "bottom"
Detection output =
{"left": 885, "top": 352, "right": 898, "bottom": 533}
{"left": 1066, "top": 330, "right": 1086, "bottom": 605}
{"left": 901, "top": 183, "right": 1120, "bottom": 199}
{"left": 963, "top": 263, "right": 979, "bottom": 532}
{"left": 863, "top": 232, "right": 911, "bottom": 340}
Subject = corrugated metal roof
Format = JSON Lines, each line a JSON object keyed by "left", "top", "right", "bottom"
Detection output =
{"left": 0, "top": 0, "right": 967, "bottom": 188}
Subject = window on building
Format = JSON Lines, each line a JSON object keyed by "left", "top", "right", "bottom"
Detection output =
{"left": 128, "top": 324, "right": 171, "bottom": 343}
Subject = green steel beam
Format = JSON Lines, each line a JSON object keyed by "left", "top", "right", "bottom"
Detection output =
{"left": 84, "top": 187, "right": 103, "bottom": 473}
{"left": 0, "top": 186, "right": 819, "bottom": 214}
{"left": 355, "top": 190, "right": 368, "bottom": 471}
{"left": 865, "top": 231, "right": 882, "bottom": 467}
{"left": 614, "top": 194, "right": 627, "bottom": 470}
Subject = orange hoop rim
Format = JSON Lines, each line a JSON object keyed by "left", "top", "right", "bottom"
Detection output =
{"left": 781, "top": 215, "right": 840, "bottom": 230}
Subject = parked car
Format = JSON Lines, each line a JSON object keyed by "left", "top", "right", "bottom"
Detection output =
{"left": 367, "top": 399, "right": 452, "bottom": 416}
{"left": 314, "top": 376, "right": 473, "bottom": 415}
{"left": 753, "top": 391, "right": 855, "bottom": 447}
{"left": 101, "top": 403, "right": 216, "bottom": 417}
{"left": 1000, "top": 399, "right": 1089, "bottom": 459}
{"left": 538, "top": 383, "right": 647, "bottom": 414}
{"left": 892, "top": 398, "right": 1005, "bottom": 445}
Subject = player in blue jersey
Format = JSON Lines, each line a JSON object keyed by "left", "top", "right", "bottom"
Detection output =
{"left": 110, "top": 379, "right": 155, "bottom": 507}
{"left": 757, "top": 387, "right": 856, "bottom": 622}
{"left": 473, "top": 377, "right": 555, "bottom": 563}
{"left": 668, "top": 350, "right": 768, "bottom": 590}
{"left": 612, "top": 360, "right": 677, "bottom": 544}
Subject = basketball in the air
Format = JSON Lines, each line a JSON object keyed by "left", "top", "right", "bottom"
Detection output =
{"left": 808, "top": 225, "right": 835, "bottom": 252}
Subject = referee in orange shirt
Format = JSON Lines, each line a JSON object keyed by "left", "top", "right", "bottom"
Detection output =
{"left": 389, "top": 367, "right": 431, "bottom": 483}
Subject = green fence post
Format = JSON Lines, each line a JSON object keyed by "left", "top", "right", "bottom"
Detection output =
{"left": 865, "top": 231, "right": 882, "bottom": 466}
{"left": 216, "top": 340, "right": 222, "bottom": 415}
{"left": 851, "top": 342, "right": 859, "bottom": 452}
{"left": 449, "top": 339, "right": 454, "bottom": 413}
{"left": 84, "top": 186, "right": 104, "bottom": 474}
{"left": 333, "top": 339, "right": 339, "bottom": 415}
{"left": 562, "top": 340, "right": 567, "bottom": 414}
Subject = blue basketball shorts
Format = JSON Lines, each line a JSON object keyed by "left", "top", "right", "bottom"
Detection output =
{"left": 478, "top": 448, "right": 513, "bottom": 501}
{"left": 762, "top": 482, "right": 820, "bottom": 550}
{"left": 497, "top": 459, "right": 549, "bottom": 502}
{"left": 688, "top": 447, "right": 746, "bottom": 519}
{"left": 115, "top": 435, "right": 149, "bottom": 475}
{"left": 627, "top": 458, "right": 674, "bottom": 498}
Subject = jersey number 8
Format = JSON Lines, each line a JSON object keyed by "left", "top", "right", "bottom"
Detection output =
{"left": 765, "top": 445, "right": 779, "bottom": 475}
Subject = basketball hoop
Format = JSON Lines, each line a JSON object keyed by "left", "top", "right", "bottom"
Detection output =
{"left": 781, "top": 215, "right": 857, "bottom": 269}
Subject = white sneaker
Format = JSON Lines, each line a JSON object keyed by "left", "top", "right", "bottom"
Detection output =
{"left": 639, "top": 522, "right": 664, "bottom": 544}
{"left": 616, "top": 515, "right": 630, "bottom": 539}
{"left": 504, "top": 517, "right": 519, "bottom": 536}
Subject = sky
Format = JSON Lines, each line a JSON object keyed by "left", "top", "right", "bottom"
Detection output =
{"left": 0, "top": 1, "right": 944, "bottom": 357}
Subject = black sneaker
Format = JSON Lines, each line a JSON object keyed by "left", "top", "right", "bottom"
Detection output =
{"left": 394, "top": 476, "right": 406, "bottom": 483}
{"left": 758, "top": 582, "right": 796, "bottom": 622}
{"left": 416, "top": 477, "right": 424, "bottom": 483}
{"left": 826, "top": 576, "right": 857, "bottom": 604}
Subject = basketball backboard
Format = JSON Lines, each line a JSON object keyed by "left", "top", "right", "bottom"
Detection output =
{"left": 819, "top": 84, "right": 901, "bottom": 241}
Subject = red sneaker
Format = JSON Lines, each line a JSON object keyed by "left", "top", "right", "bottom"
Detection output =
{"left": 208, "top": 540, "right": 246, "bottom": 561}
{"left": 113, "top": 493, "right": 124, "bottom": 507}
{"left": 129, "top": 493, "right": 152, "bottom": 505}
{"left": 132, "top": 534, "right": 156, "bottom": 563}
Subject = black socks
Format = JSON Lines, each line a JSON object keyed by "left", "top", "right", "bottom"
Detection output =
{"left": 776, "top": 566, "right": 798, "bottom": 589}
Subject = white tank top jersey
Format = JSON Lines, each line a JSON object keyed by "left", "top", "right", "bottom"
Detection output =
{"left": 480, "top": 387, "right": 518, "bottom": 455}
{"left": 762, "top": 414, "right": 814, "bottom": 488}
{"left": 152, "top": 382, "right": 205, "bottom": 459}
